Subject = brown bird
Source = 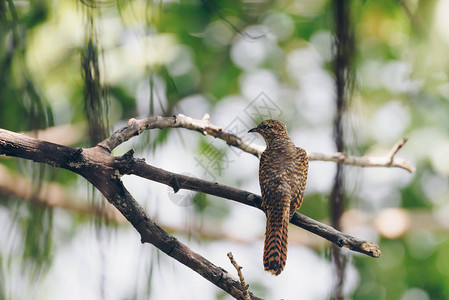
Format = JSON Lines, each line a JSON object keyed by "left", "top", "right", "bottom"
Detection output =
{"left": 248, "top": 119, "right": 308, "bottom": 275}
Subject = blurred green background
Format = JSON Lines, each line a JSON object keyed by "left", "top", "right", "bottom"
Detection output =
{"left": 1, "top": 0, "right": 449, "bottom": 299}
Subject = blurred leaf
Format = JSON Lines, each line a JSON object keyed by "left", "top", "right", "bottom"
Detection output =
{"left": 193, "top": 192, "right": 208, "bottom": 213}
{"left": 22, "top": 204, "right": 53, "bottom": 278}
{"left": 109, "top": 85, "right": 137, "bottom": 118}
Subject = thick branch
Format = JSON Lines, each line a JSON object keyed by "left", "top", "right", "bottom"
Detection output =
{"left": 0, "top": 128, "right": 260, "bottom": 299}
{"left": 90, "top": 176, "right": 260, "bottom": 300}
{"left": 99, "top": 114, "right": 414, "bottom": 172}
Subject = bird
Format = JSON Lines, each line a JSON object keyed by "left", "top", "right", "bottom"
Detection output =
{"left": 248, "top": 119, "right": 308, "bottom": 275}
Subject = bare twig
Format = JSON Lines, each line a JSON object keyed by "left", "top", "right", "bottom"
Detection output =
{"left": 99, "top": 114, "right": 414, "bottom": 172}
{"left": 386, "top": 138, "right": 408, "bottom": 162}
{"left": 227, "top": 252, "right": 250, "bottom": 300}
{"left": 309, "top": 138, "right": 415, "bottom": 172}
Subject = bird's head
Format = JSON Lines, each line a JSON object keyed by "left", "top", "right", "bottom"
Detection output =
{"left": 248, "top": 119, "right": 289, "bottom": 143}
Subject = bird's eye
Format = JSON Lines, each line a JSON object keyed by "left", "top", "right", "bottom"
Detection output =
{"left": 260, "top": 124, "right": 271, "bottom": 130}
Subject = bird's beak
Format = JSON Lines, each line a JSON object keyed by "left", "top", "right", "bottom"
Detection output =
{"left": 248, "top": 127, "right": 258, "bottom": 133}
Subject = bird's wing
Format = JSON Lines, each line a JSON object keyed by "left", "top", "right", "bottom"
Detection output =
{"left": 289, "top": 147, "right": 308, "bottom": 218}
{"left": 259, "top": 150, "right": 292, "bottom": 213}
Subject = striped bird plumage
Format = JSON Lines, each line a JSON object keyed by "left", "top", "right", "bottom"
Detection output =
{"left": 249, "top": 119, "right": 308, "bottom": 275}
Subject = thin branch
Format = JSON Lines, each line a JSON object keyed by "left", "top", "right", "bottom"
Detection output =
{"left": 309, "top": 142, "right": 415, "bottom": 172}
{"left": 386, "top": 138, "right": 408, "bottom": 162}
{"left": 98, "top": 113, "right": 264, "bottom": 156}
{"left": 99, "top": 114, "right": 414, "bottom": 172}
{"left": 227, "top": 252, "right": 250, "bottom": 300}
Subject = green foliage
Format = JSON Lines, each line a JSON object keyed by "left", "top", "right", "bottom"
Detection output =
{"left": 354, "top": 235, "right": 449, "bottom": 300}
{"left": 300, "top": 192, "right": 330, "bottom": 221}
{"left": 0, "top": 0, "right": 53, "bottom": 131}
{"left": 22, "top": 205, "right": 53, "bottom": 277}
{"left": 400, "top": 165, "right": 432, "bottom": 209}
{"left": 109, "top": 85, "right": 137, "bottom": 118}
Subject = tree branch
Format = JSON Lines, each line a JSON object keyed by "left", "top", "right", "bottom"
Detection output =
{"left": 309, "top": 138, "right": 414, "bottom": 172}
{"left": 1, "top": 111, "right": 394, "bottom": 297}
{"left": 0, "top": 128, "right": 261, "bottom": 300}
{"left": 227, "top": 252, "right": 250, "bottom": 300}
{"left": 99, "top": 114, "right": 414, "bottom": 172}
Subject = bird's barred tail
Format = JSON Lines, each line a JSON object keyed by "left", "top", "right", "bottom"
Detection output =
{"left": 263, "top": 208, "right": 289, "bottom": 276}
